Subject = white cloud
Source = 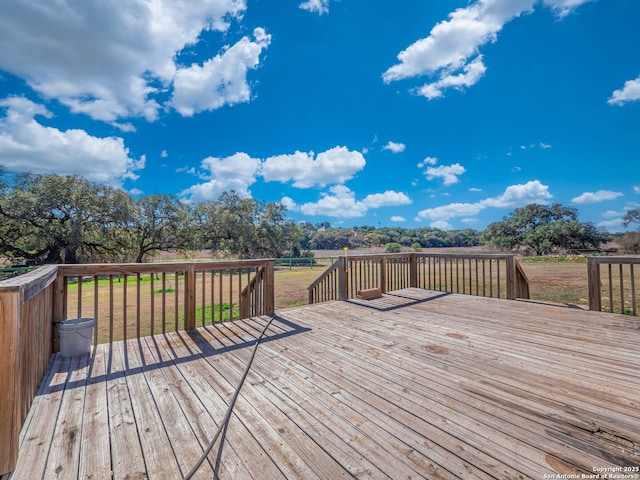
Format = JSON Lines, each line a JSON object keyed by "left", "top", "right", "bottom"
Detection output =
{"left": 383, "top": 0, "right": 591, "bottom": 99}
{"left": 297, "top": 186, "right": 411, "bottom": 218}
{"left": 299, "top": 185, "right": 368, "bottom": 218}
{"left": 180, "top": 152, "right": 261, "bottom": 201}
{"left": 608, "top": 75, "right": 640, "bottom": 106}
{"left": 469, "top": 187, "right": 482, "bottom": 192}
{"left": 425, "top": 163, "right": 466, "bottom": 185}
{"left": 597, "top": 219, "right": 624, "bottom": 230}
{"left": 418, "top": 202, "right": 485, "bottom": 222}
{"left": 362, "top": 191, "right": 412, "bottom": 208}
{"left": 482, "top": 180, "right": 552, "bottom": 208}
{"left": 418, "top": 157, "right": 438, "bottom": 168}
{"left": 430, "top": 221, "right": 453, "bottom": 231}
{"left": 0, "top": 1, "right": 267, "bottom": 124}
{"left": 0, "top": 96, "right": 143, "bottom": 185}
{"left": 539, "top": 142, "right": 552, "bottom": 149}
{"left": 280, "top": 196, "right": 297, "bottom": 211}
{"left": 383, "top": 141, "right": 406, "bottom": 153}
{"left": 602, "top": 210, "right": 622, "bottom": 218}
{"left": 543, "top": 0, "right": 594, "bottom": 18}
{"left": 261, "top": 146, "right": 365, "bottom": 188}
{"left": 382, "top": 0, "right": 537, "bottom": 93}
{"left": 417, "top": 180, "right": 552, "bottom": 222}
{"left": 161, "top": 150, "right": 168, "bottom": 158}
{"left": 170, "top": 28, "right": 271, "bottom": 116}
{"left": 571, "top": 190, "right": 623, "bottom": 205}
{"left": 299, "top": 0, "right": 330, "bottom": 15}
{"left": 417, "top": 55, "right": 487, "bottom": 100}
{"left": 391, "top": 216, "right": 406, "bottom": 222}
{"left": 635, "top": 186, "right": 640, "bottom": 194}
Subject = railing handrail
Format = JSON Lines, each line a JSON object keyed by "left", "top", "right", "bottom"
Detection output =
{"left": 308, "top": 252, "right": 529, "bottom": 303}
{"left": 308, "top": 260, "right": 340, "bottom": 291}
{"left": 57, "top": 259, "right": 271, "bottom": 276}
{"left": 587, "top": 255, "right": 639, "bottom": 315}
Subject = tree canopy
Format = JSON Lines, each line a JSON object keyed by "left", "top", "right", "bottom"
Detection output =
{"left": 481, "top": 203, "right": 610, "bottom": 255}
{"left": 0, "top": 172, "right": 300, "bottom": 264}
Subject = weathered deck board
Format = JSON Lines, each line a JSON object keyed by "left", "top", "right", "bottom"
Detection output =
{"left": 5, "top": 289, "right": 640, "bottom": 479}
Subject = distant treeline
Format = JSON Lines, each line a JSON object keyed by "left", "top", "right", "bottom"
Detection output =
{"left": 2, "top": 171, "right": 637, "bottom": 265}
{"left": 298, "top": 222, "right": 480, "bottom": 251}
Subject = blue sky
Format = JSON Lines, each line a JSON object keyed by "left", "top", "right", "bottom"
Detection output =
{"left": 0, "top": 0, "right": 639, "bottom": 232}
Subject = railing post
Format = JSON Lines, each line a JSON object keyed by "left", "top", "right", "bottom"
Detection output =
{"left": 505, "top": 256, "right": 517, "bottom": 300}
{"left": 0, "top": 289, "right": 20, "bottom": 475}
{"left": 380, "top": 256, "right": 387, "bottom": 293}
{"left": 339, "top": 256, "right": 348, "bottom": 300}
{"left": 184, "top": 265, "right": 196, "bottom": 330}
{"left": 587, "top": 257, "right": 602, "bottom": 311}
{"left": 409, "top": 254, "right": 418, "bottom": 288}
{"left": 266, "top": 260, "right": 275, "bottom": 315}
{"left": 52, "top": 268, "right": 65, "bottom": 353}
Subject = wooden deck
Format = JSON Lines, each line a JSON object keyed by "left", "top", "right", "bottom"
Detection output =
{"left": 4, "top": 289, "right": 640, "bottom": 479}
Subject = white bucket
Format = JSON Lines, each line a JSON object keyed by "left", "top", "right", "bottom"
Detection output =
{"left": 59, "top": 318, "right": 95, "bottom": 357}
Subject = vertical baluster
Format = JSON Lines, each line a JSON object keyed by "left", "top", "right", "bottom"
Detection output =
{"left": 77, "top": 275, "right": 83, "bottom": 318}
{"left": 161, "top": 272, "right": 166, "bottom": 334}
{"left": 174, "top": 271, "right": 179, "bottom": 331}
{"left": 201, "top": 270, "right": 206, "bottom": 327}
{"left": 619, "top": 264, "right": 625, "bottom": 314}
{"left": 608, "top": 264, "right": 614, "bottom": 313}
{"left": 489, "top": 260, "right": 493, "bottom": 298}
{"left": 123, "top": 273, "right": 128, "bottom": 341}
{"left": 93, "top": 275, "right": 99, "bottom": 345}
{"left": 150, "top": 273, "right": 155, "bottom": 336}
{"left": 630, "top": 264, "right": 636, "bottom": 316}
{"left": 136, "top": 273, "right": 141, "bottom": 339}
{"left": 109, "top": 275, "right": 114, "bottom": 344}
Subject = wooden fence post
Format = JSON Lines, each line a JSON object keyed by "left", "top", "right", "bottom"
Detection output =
{"left": 184, "top": 265, "right": 196, "bottom": 330}
{"left": 380, "top": 257, "right": 387, "bottom": 293}
{"left": 409, "top": 254, "right": 418, "bottom": 288}
{"left": 52, "top": 269, "right": 65, "bottom": 353}
{"left": 266, "top": 260, "right": 275, "bottom": 315}
{"left": 505, "top": 256, "right": 517, "bottom": 300}
{"left": 338, "top": 256, "right": 348, "bottom": 301}
{"left": 587, "top": 257, "right": 602, "bottom": 311}
{"left": 0, "top": 290, "right": 20, "bottom": 475}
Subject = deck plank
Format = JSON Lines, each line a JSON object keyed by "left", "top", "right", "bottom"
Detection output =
{"left": 78, "top": 345, "right": 111, "bottom": 479}
{"left": 7, "top": 355, "right": 71, "bottom": 479}
{"left": 6, "top": 289, "right": 640, "bottom": 479}
{"left": 105, "top": 340, "right": 147, "bottom": 479}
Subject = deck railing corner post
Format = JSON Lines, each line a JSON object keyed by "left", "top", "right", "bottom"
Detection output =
{"left": 52, "top": 266, "right": 64, "bottom": 352}
{"left": 0, "top": 288, "right": 21, "bottom": 475}
{"left": 505, "top": 255, "right": 517, "bottom": 300}
{"left": 339, "top": 256, "right": 348, "bottom": 301}
{"left": 587, "top": 257, "right": 602, "bottom": 311}
{"left": 266, "top": 259, "right": 275, "bottom": 315}
{"left": 380, "top": 256, "right": 387, "bottom": 293}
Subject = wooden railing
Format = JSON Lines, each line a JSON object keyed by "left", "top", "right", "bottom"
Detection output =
{"left": 587, "top": 256, "right": 639, "bottom": 315}
{"left": 0, "top": 265, "right": 58, "bottom": 475}
{"left": 308, "top": 253, "right": 529, "bottom": 303}
{"left": 55, "top": 260, "right": 275, "bottom": 347}
{"left": 0, "top": 259, "right": 274, "bottom": 475}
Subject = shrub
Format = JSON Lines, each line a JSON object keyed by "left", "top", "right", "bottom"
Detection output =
{"left": 384, "top": 242, "right": 402, "bottom": 253}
